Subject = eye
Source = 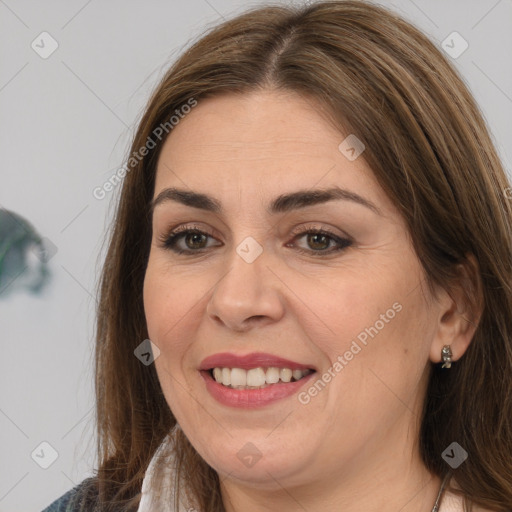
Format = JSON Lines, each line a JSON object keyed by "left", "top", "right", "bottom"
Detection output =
{"left": 158, "top": 226, "right": 218, "bottom": 254}
{"left": 288, "top": 226, "right": 352, "bottom": 256}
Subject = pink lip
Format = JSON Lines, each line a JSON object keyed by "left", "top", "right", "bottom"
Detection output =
{"left": 199, "top": 352, "right": 315, "bottom": 371}
{"left": 200, "top": 369, "right": 316, "bottom": 409}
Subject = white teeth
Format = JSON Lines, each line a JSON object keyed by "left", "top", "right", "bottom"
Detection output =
{"left": 230, "top": 368, "right": 247, "bottom": 387}
{"left": 213, "top": 368, "right": 222, "bottom": 382}
{"left": 246, "top": 368, "right": 266, "bottom": 387}
{"left": 210, "top": 366, "right": 313, "bottom": 388}
{"left": 221, "top": 368, "right": 231, "bottom": 386}
{"left": 280, "top": 368, "right": 292, "bottom": 383}
{"left": 265, "top": 367, "right": 280, "bottom": 384}
{"left": 292, "top": 369, "right": 303, "bottom": 381}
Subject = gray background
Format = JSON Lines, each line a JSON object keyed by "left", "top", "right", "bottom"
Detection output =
{"left": 0, "top": 0, "right": 510, "bottom": 510}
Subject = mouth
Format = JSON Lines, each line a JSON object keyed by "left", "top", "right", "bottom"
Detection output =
{"left": 198, "top": 352, "right": 317, "bottom": 407}
{"left": 206, "top": 366, "right": 314, "bottom": 389}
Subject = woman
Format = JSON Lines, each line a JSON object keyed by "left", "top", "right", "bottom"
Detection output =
{"left": 42, "top": 1, "right": 512, "bottom": 511}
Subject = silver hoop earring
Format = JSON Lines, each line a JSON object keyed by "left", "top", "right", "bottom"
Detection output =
{"left": 441, "top": 345, "right": 453, "bottom": 368}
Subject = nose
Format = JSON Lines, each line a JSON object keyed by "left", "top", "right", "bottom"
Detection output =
{"left": 206, "top": 244, "right": 285, "bottom": 332}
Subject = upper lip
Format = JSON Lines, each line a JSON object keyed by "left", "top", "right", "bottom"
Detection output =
{"left": 199, "top": 352, "right": 316, "bottom": 371}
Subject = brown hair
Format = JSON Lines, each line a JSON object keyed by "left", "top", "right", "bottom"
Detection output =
{"left": 84, "top": 1, "right": 512, "bottom": 510}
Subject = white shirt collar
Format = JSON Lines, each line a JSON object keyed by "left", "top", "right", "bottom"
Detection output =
{"left": 440, "top": 485, "right": 466, "bottom": 511}
{"left": 137, "top": 427, "right": 190, "bottom": 512}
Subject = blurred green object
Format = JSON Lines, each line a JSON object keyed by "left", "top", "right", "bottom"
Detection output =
{"left": 0, "top": 208, "right": 54, "bottom": 298}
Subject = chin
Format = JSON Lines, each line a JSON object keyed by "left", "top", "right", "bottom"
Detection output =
{"left": 190, "top": 434, "right": 317, "bottom": 489}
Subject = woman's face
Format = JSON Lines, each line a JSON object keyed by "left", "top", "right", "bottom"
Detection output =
{"left": 143, "top": 90, "right": 443, "bottom": 491}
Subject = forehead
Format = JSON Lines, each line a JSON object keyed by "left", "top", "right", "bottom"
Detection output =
{"left": 153, "top": 90, "right": 388, "bottom": 214}
{"left": 158, "top": 90, "right": 344, "bottom": 161}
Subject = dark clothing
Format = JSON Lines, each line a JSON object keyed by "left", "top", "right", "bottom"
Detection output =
{"left": 41, "top": 478, "right": 99, "bottom": 512}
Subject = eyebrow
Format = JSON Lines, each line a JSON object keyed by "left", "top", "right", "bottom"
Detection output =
{"left": 150, "top": 186, "right": 381, "bottom": 216}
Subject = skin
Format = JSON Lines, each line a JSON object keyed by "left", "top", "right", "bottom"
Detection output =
{"left": 143, "top": 90, "right": 479, "bottom": 512}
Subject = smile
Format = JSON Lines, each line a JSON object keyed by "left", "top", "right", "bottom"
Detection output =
{"left": 210, "top": 366, "right": 313, "bottom": 389}
{"left": 198, "top": 352, "right": 317, "bottom": 408}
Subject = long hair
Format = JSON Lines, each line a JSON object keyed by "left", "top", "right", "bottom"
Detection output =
{"left": 85, "top": 1, "right": 512, "bottom": 510}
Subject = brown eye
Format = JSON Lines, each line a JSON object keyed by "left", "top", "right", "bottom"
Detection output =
{"left": 159, "top": 228, "right": 219, "bottom": 254}
{"left": 289, "top": 228, "right": 352, "bottom": 256}
{"left": 183, "top": 232, "right": 208, "bottom": 250}
{"left": 306, "top": 233, "right": 331, "bottom": 251}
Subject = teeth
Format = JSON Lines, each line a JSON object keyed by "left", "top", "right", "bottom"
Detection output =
{"left": 292, "top": 369, "right": 303, "bottom": 381}
{"left": 221, "top": 367, "right": 231, "bottom": 386}
{"left": 280, "top": 368, "right": 292, "bottom": 383}
{"left": 213, "top": 368, "right": 222, "bottom": 382}
{"left": 266, "top": 367, "right": 280, "bottom": 384}
{"left": 230, "top": 368, "right": 247, "bottom": 387}
{"left": 210, "top": 367, "right": 313, "bottom": 388}
{"left": 246, "top": 368, "right": 266, "bottom": 387}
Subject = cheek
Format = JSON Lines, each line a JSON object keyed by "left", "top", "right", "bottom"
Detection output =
{"left": 142, "top": 256, "right": 218, "bottom": 402}
{"left": 299, "top": 263, "right": 431, "bottom": 408}
{"left": 143, "top": 261, "right": 199, "bottom": 416}
{"left": 295, "top": 268, "right": 405, "bottom": 357}
{"left": 143, "top": 258, "right": 203, "bottom": 343}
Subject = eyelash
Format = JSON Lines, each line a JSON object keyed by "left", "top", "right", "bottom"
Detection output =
{"left": 158, "top": 224, "right": 353, "bottom": 257}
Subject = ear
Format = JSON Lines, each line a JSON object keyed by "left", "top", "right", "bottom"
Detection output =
{"left": 429, "top": 254, "right": 484, "bottom": 364}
